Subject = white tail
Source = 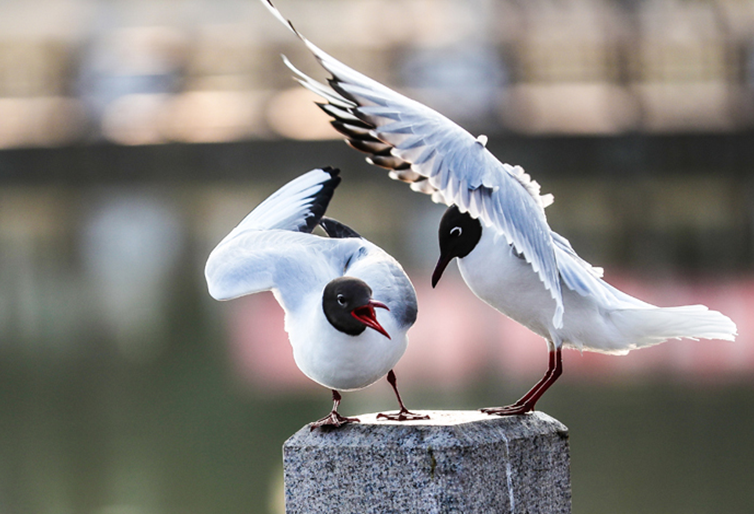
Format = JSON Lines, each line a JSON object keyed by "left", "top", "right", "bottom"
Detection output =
{"left": 610, "top": 305, "right": 737, "bottom": 351}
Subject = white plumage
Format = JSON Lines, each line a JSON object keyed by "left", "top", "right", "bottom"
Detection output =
{"left": 260, "top": 0, "right": 564, "bottom": 328}
{"left": 205, "top": 167, "right": 424, "bottom": 427}
{"left": 458, "top": 228, "right": 736, "bottom": 356}
{"left": 260, "top": 0, "right": 738, "bottom": 415}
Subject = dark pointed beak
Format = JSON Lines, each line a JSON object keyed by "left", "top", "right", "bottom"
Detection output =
{"left": 432, "top": 253, "right": 453, "bottom": 288}
{"left": 351, "top": 300, "right": 391, "bottom": 339}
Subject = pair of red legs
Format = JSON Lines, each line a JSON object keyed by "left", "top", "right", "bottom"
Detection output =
{"left": 482, "top": 347, "right": 562, "bottom": 416}
{"left": 310, "top": 347, "right": 562, "bottom": 428}
{"left": 310, "top": 369, "right": 428, "bottom": 430}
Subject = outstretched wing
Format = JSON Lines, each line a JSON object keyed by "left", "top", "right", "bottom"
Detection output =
{"left": 260, "top": 0, "right": 563, "bottom": 326}
{"left": 205, "top": 167, "right": 352, "bottom": 309}
{"left": 206, "top": 229, "right": 362, "bottom": 313}
{"left": 219, "top": 166, "right": 340, "bottom": 242}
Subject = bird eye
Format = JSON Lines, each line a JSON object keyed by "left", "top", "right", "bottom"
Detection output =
{"left": 450, "top": 226, "right": 463, "bottom": 237}
{"left": 336, "top": 294, "right": 346, "bottom": 306}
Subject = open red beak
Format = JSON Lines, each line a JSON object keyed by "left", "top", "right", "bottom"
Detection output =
{"left": 351, "top": 300, "right": 391, "bottom": 339}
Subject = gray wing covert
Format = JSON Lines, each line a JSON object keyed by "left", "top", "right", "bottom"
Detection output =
{"left": 205, "top": 230, "right": 364, "bottom": 314}
{"left": 265, "top": 0, "right": 563, "bottom": 326}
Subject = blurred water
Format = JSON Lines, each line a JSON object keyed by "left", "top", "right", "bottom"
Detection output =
{"left": 0, "top": 171, "right": 749, "bottom": 513}
{"left": 0, "top": 321, "right": 752, "bottom": 514}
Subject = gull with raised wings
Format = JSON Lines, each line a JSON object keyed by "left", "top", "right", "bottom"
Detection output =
{"left": 205, "top": 167, "right": 428, "bottom": 427}
{"left": 260, "top": 0, "right": 737, "bottom": 415}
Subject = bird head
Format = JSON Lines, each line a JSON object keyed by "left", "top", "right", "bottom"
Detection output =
{"left": 323, "top": 277, "right": 390, "bottom": 339}
{"left": 432, "top": 205, "right": 483, "bottom": 288}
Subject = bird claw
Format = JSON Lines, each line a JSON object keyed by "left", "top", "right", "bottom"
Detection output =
{"left": 377, "top": 409, "right": 430, "bottom": 422}
{"left": 480, "top": 405, "right": 533, "bottom": 416}
{"left": 310, "top": 412, "right": 360, "bottom": 430}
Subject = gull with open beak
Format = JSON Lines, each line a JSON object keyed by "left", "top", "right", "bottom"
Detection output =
{"left": 205, "top": 167, "right": 427, "bottom": 428}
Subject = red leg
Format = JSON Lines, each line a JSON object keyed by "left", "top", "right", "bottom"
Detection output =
{"left": 310, "top": 390, "right": 360, "bottom": 430}
{"left": 484, "top": 349, "right": 558, "bottom": 409}
{"left": 377, "top": 370, "right": 429, "bottom": 421}
{"left": 481, "top": 347, "right": 562, "bottom": 416}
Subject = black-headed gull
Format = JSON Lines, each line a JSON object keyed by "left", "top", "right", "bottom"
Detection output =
{"left": 260, "top": 0, "right": 738, "bottom": 415}
{"left": 205, "top": 167, "right": 428, "bottom": 428}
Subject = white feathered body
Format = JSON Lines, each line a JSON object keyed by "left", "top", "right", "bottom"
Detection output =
{"left": 205, "top": 168, "right": 417, "bottom": 393}
{"left": 459, "top": 228, "right": 737, "bottom": 354}
{"left": 281, "top": 239, "right": 412, "bottom": 391}
{"left": 209, "top": 228, "right": 415, "bottom": 391}
{"left": 256, "top": 1, "right": 737, "bottom": 355}
{"left": 285, "top": 290, "right": 407, "bottom": 391}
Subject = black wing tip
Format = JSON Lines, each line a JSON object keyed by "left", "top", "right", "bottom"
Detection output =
{"left": 327, "top": 78, "right": 361, "bottom": 105}
{"left": 319, "top": 217, "right": 363, "bottom": 239}
{"left": 318, "top": 166, "right": 341, "bottom": 196}
{"left": 301, "top": 167, "right": 341, "bottom": 233}
{"left": 367, "top": 154, "right": 411, "bottom": 171}
{"left": 320, "top": 166, "right": 340, "bottom": 179}
{"left": 263, "top": 0, "right": 301, "bottom": 39}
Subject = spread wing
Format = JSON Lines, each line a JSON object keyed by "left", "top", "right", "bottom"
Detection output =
{"left": 206, "top": 229, "right": 362, "bottom": 315}
{"left": 260, "top": 0, "right": 563, "bottom": 326}
{"left": 205, "top": 167, "right": 356, "bottom": 311}
{"left": 215, "top": 166, "right": 340, "bottom": 246}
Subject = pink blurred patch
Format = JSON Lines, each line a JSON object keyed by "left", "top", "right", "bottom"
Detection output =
{"left": 392, "top": 281, "right": 493, "bottom": 389}
{"left": 223, "top": 272, "right": 752, "bottom": 390}
{"left": 225, "top": 293, "right": 318, "bottom": 391}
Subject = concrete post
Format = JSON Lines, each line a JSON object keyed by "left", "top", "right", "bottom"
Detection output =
{"left": 282, "top": 410, "right": 571, "bottom": 513}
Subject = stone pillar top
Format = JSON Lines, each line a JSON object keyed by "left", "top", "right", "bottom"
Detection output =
{"left": 283, "top": 410, "right": 572, "bottom": 513}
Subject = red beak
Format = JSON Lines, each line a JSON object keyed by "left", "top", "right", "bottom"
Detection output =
{"left": 351, "top": 300, "right": 391, "bottom": 339}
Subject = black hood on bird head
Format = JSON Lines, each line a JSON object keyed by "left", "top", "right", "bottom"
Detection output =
{"left": 432, "top": 206, "right": 482, "bottom": 288}
{"left": 322, "top": 277, "right": 390, "bottom": 338}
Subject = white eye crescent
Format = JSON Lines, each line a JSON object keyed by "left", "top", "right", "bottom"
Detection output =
{"left": 336, "top": 294, "right": 346, "bottom": 306}
{"left": 450, "top": 226, "right": 463, "bottom": 237}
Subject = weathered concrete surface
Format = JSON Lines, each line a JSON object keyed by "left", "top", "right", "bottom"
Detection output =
{"left": 283, "top": 410, "right": 571, "bottom": 513}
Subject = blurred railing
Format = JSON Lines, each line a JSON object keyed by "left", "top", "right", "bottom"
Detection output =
{"left": 1, "top": 0, "right": 754, "bottom": 147}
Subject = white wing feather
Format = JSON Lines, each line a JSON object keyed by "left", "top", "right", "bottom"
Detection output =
{"left": 261, "top": 0, "right": 564, "bottom": 327}
{"left": 206, "top": 228, "right": 357, "bottom": 312}
{"left": 205, "top": 167, "right": 356, "bottom": 312}
{"left": 215, "top": 167, "right": 339, "bottom": 246}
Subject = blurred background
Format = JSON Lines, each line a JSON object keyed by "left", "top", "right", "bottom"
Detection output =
{"left": 1, "top": 0, "right": 754, "bottom": 512}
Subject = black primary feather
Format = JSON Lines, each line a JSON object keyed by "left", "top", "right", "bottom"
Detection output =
{"left": 319, "top": 217, "right": 363, "bottom": 239}
{"left": 302, "top": 166, "right": 341, "bottom": 233}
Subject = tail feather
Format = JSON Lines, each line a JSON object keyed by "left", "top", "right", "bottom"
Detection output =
{"left": 610, "top": 305, "right": 737, "bottom": 351}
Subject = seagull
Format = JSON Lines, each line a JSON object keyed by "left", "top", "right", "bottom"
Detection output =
{"left": 205, "top": 167, "right": 428, "bottom": 428}
{"left": 260, "top": 0, "right": 738, "bottom": 415}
